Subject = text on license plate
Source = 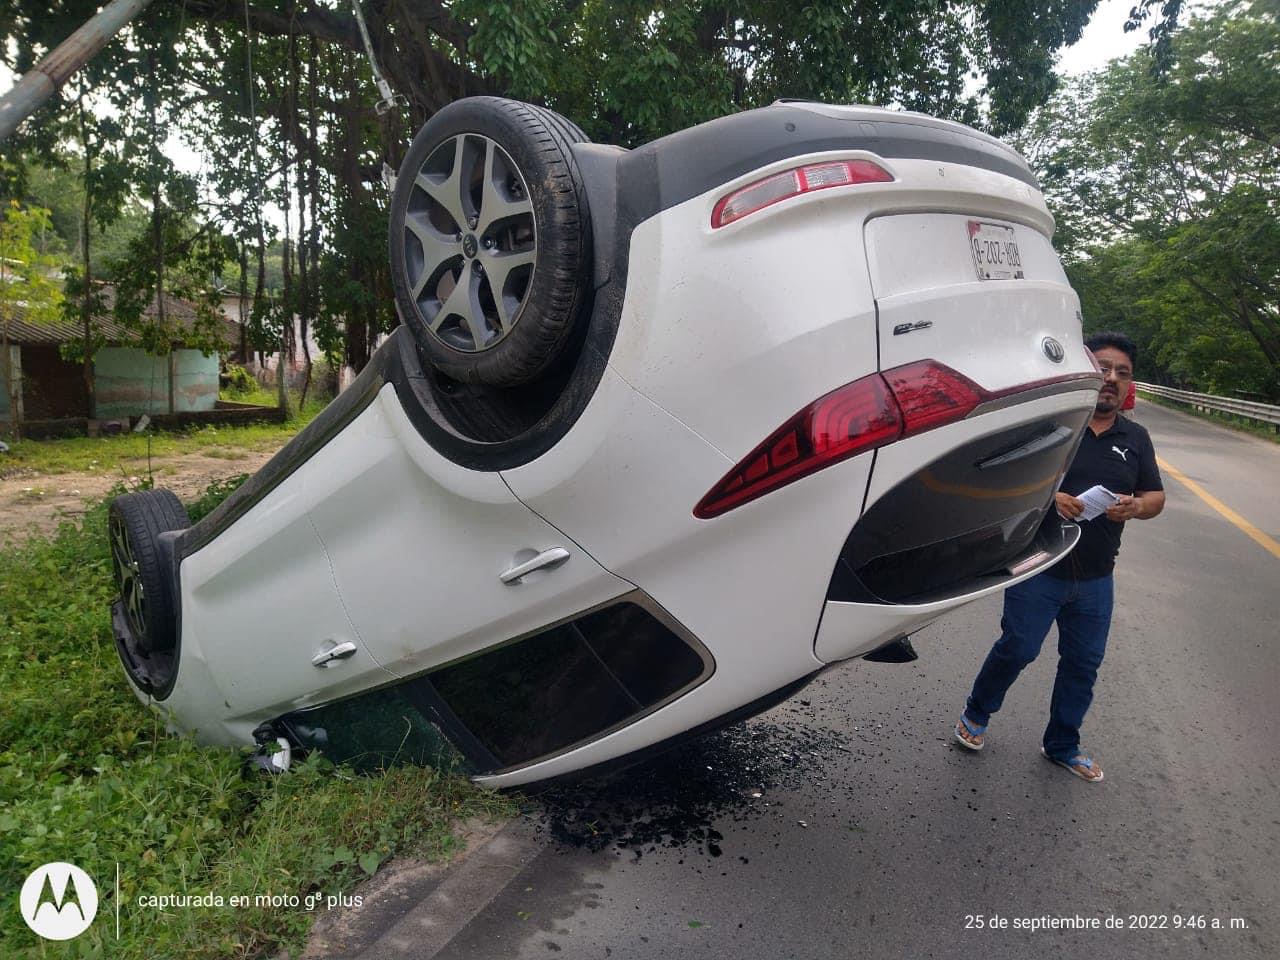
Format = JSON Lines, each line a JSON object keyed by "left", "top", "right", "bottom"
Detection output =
{"left": 968, "top": 221, "right": 1024, "bottom": 280}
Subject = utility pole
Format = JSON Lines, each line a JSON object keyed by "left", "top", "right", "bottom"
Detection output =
{"left": 0, "top": 0, "right": 155, "bottom": 142}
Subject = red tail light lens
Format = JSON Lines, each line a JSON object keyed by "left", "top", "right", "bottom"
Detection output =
{"left": 694, "top": 360, "right": 999, "bottom": 519}
{"left": 882, "top": 360, "right": 986, "bottom": 437}
{"left": 693, "top": 373, "right": 903, "bottom": 519}
{"left": 711, "top": 159, "right": 893, "bottom": 228}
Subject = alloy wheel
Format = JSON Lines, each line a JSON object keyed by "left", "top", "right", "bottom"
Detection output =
{"left": 401, "top": 134, "right": 537, "bottom": 353}
{"left": 109, "top": 514, "right": 148, "bottom": 648}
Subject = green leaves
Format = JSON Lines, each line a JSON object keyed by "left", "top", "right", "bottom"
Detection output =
{"left": 0, "top": 200, "right": 62, "bottom": 319}
{"left": 1026, "top": 1, "right": 1280, "bottom": 399}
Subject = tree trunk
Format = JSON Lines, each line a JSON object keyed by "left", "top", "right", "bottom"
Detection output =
{"left": 238, "top": 241, "right": 249, "bottom": 362}
{"left": 77, "top": 89, "right": 96, "bottom": 419}
{"left": 146, "top": 49, "right": 170, "bottom": 414}
{"left": 292, "top": 17, "right": 313, "bottom": 410}
{"left": 279, "top": 234, "right": 292, "bottom": 416}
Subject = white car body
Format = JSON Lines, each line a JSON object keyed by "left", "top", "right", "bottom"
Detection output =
{"left": 115, "top": 103, "right": 1099, "bottom": 786}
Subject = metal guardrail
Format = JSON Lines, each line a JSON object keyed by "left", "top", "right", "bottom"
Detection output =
{"left": 1135, "top": 382, "right": 1280, "bottom": 428}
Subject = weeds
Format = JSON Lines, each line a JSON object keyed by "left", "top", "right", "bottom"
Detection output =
{"left": 0, "top": 484, "right": 515, "bottom": 958}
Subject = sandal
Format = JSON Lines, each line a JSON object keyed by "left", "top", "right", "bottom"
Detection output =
{"left": 953, "top": 714, "right": 986, "bottom": 751}
{"left": 1041, "top": 747, "right": 1104, "bottom": 783}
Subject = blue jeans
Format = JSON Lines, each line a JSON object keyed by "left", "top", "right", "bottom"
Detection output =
{"left": 964, "top": 571, "right": 1114, "bottom": 760}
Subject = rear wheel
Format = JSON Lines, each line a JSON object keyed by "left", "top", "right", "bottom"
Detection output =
{"left": 109, "top": 489, "right": 188, "bottom": 656}
{"left": 389, "top": 97, "right": 592, "bottom": 387}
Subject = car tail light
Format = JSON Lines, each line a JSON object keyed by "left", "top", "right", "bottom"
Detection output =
{"left": 711, "top": 159, "right": 893, "bottom": 228}
{"left": 694, "top": 373, "right": 902, "bottom": 519}
{"left": 696, "top": 361, "right": 1005, "bottom": 519}
{"left": 881, "top": 360, "right": 986, "bottom": 437}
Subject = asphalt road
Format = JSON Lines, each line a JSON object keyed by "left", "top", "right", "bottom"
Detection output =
{"left": 431, "top": 402, "right": 1280, "bottom": 960}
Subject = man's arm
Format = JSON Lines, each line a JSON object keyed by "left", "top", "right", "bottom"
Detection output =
{"left": 1106, "top": 490, "right": 1165, "bottom": 522}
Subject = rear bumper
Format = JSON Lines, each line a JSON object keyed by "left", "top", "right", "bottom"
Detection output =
{"left": 814, "top": 521, "right": 1080, "bottom": 663}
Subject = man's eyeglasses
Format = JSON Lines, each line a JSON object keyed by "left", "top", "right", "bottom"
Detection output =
{"left": 1098, "top": 362, "right": 1132, "bottom": 380}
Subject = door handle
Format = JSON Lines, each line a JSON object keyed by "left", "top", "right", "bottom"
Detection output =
{"left": 312, "top": 640, "right": 358, "bottom": 667}
{"left": 500, "top": 547, "right": 570, "bottom": 585}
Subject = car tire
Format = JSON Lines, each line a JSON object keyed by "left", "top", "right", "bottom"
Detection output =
{"left": 528, "top": 103, "right": 591, "bottom": 145}
{"left": 109, "top": 489, "right": 189, "bottom": 655}
{"left": 389, "top": 97, "right": 593, "bottom": 387}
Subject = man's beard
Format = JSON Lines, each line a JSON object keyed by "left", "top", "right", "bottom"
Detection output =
{"left": 1095, "top": 389, "right": 1119, "bottom": 414}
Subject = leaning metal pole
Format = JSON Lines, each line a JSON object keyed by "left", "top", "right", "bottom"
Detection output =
{"left": 0, "top": 0, "right": 155, "bottom": 142}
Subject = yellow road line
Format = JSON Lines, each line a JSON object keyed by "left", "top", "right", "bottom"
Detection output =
{"left": 1158, "top": 456, "right": 1280, "bottom": 560}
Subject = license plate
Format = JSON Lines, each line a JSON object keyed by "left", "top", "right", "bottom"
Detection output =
{"left": 968, "top": 221, "right": 1024, "bottom": 280}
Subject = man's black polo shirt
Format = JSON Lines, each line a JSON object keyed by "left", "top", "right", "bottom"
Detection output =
{"left": 1046, "top": 414, "right": 1163, "bottom": 581}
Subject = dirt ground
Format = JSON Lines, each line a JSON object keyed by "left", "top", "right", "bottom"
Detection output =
{"left": 0, "top": 448, "right": 280, "bottom": 545}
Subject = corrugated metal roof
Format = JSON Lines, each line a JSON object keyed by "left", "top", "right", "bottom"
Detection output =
{"left": 4, "top": 285, "right": 238, "bottom": 348}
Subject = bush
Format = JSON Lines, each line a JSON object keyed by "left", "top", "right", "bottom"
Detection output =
{"left": 221, "top": 362, "right": 258, "bottom": 397}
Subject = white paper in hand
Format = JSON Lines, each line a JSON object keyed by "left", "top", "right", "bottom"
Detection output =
{"left": 1076, "top": 485, "right": 1120, "bottom": 521}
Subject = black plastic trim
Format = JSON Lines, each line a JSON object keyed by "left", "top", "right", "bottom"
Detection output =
{"left": 573, "top": 143, "right": 627, "bottom": 289}
{"left": 614, "top": 103, "right": 1038, "bottom": 229}
{"left": 976, "top": 425, "right": 1074, "bottom": 470}
{"left": 830, "top": 409, "right": 1091, "bottom": 604}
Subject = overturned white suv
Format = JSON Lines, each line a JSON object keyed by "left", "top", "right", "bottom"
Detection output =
{"left": 109, "top": 98, "right": 1100, "bottom": 786}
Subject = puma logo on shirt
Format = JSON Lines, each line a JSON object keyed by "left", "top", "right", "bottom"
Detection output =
{"left": 1111, "top": 445, "right": 1129, "bottom": 462}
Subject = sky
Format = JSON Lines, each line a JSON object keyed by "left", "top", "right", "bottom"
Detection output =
{"left": 1057, "top": 0, "right": 1158, "bottom": 76}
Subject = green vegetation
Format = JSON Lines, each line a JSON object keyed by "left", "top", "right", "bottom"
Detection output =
{"left": 0, "top": 484, "right": 515, "bottom": 958}
{"left": 0, "top": 401, "right": 326, "bottom": 478}
{"left": 220, "top": 362, "right": 259, "bottom": 397}
{"left": 1, "top": 200, "right": 63, "bottom": 435}
{"left": 1020, "top": 1, "right": 1279, "bottom": 401}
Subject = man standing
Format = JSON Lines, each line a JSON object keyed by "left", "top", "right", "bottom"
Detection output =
{"left": 953, "top": 332, "right": 1165, "bottom": 782}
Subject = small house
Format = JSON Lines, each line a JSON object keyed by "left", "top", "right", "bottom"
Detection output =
{"left": 1, "top": 286, "right": 238, "bottom": 429}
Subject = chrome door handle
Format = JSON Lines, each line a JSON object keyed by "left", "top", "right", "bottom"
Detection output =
{"left": 500, "top": 547, "right": 570, "bottom": 585}
{"left": 312, "top": 641, "right": 358, "bottom": 667}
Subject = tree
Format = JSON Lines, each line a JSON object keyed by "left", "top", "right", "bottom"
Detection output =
{"left": 2, "top": 1, "right": 1184, "bottom": 373}
{"left": 0, "top": 201, "right": 63, "bottom": 435}
{"left": 1019, "top": 0, "right": 1280, "bottom": 398}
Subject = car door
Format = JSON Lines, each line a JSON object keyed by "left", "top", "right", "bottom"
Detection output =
{"left": 306, "top": 385, "right": 634, "bottom": 680}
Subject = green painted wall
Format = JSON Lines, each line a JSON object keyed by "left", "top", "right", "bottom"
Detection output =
{"left": 96, "top": 348, "right": 219, "bottom": 418}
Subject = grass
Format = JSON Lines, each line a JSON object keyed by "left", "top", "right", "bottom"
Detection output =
{"left": 1137, "top": 391, "right": 1280, "bottom": 445}
{"left": 0, "top": 395, "right": 328, "bottom": 479}
{"left": 221, "top": 383, "right": 292, "bottom": 409}
{"left": 0, "top": 484, "right": 516, "bottom": 959}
